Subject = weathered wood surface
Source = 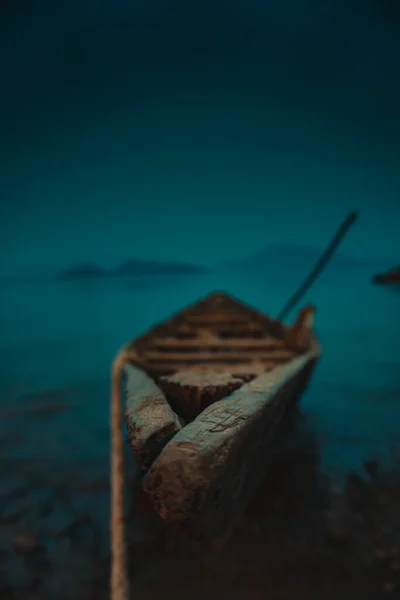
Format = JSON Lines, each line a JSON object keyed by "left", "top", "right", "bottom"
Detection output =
{"left": 150, "top": 337, "right": 285, "bottom": 350}
{"left": 124, "top": 365, "right": 182, "bottom": 472}
{"left": 125, "top": 292, "right": 293, "bottom": 379}
{"left": 158, "top": 371, "right": 244, "bottom": 422}
{"left": 285, "top": 305, "right": 316, "bottom": 351}
{"left": 142, "top": 352, "right": 318, "bottom": 541}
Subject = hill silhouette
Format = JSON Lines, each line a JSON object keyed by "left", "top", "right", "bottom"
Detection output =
{"left": 223, "top": 243, "right": 391, "bottom": 273}
{"left": 57, "top": 259, "right": 208, "bottom": 281}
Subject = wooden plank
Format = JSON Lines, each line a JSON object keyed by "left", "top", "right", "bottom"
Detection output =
{"left": 159, "top": 324, "right": 269, "bottom": 336}
{"left": 124, "top": 365, "right": 182, "bottom": 472}
{"left": 141, "top": 360, "right": 288, "bottom": 373}
{"left": 141, "top": 350, "right": 296, "bottom": 362}
{"left": 143, "top": 353, "right": 318, "bottom": 540}
{"left": 172, "top": 326, "right": 197, "bottom": 337}
{"left": 137, "top": 362, "right": 276, "bottom": 378}
{"left": 185, "top": 314, "right": 256, "bottom": 324}
{"left": 159, "top": 371, "right": 244, "bottom": 422}
{"left": 204, "top": 363, "right": 274, "bottom": 375}
{"left": 125, "top": 292, "right": 313, "bottom": 380}
{"left": 150, "top": 337, "right": 285, "bottom": 350}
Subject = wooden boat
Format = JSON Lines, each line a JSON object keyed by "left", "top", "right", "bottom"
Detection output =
{"left": 372, "top": 266, "right": 400, "bottom": 285}
{"left": 110, "top": 213, "right": 359, "bottom": 600}
{"left": 123, "top": 291, "right": 320, "bottom": 541}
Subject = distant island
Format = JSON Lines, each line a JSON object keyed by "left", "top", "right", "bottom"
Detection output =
{"left": 57, "top": 259, "right": 208, "bottom": 281}
{"left": 57, "top": 264, "right": 110, "bottom": 281}
{"left": 113, "top": 259, "right": 207, "bottom": 277}
{"left": 372, "top": 266, "right": 400, "bottom": 286}
{"left": 223, "top": 244, "right": 394, "bottom": 275}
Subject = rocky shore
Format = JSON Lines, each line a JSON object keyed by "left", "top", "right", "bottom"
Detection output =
{"left": 2, "top": 412, "right": 400, "bottom": 599}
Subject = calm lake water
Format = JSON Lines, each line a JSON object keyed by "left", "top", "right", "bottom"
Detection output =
{"left": 1, "top": 267, "right": 399, "bottom": 484}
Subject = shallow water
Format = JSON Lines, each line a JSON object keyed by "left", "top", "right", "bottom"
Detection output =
{"left": 1, "top": 267, "right": 399, "bottom": 480}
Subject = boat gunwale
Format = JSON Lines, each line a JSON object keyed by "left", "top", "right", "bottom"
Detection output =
{"left": 124, "top": 336, "right": 320, "bottom": 471}
{"left": 140, "top": 346, "right": 319, "bottom": 539}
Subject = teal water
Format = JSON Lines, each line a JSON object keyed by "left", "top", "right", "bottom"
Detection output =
{"left": 0, "top": 0, "right": 399, "bottom": 514}
{"left": 1, "top": 265, "right": 399, "bottom": 481}
{"left": 1, "top": 3, "right": 400, "bottom": 595}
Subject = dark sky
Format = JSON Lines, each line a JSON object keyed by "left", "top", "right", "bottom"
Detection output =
{"left": 1, "top": 0, "right": 399, "bottom": 273}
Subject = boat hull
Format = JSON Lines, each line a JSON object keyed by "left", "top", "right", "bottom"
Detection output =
{"left": 124, "top": 365, "right": 183, "bottom": 472}
{"left": 141, "top": 350, "right": 318, "bottom": 541}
